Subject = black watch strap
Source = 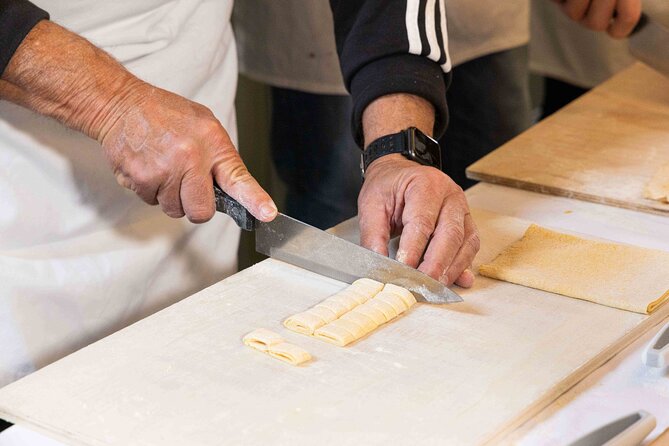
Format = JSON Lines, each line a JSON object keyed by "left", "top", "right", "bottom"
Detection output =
{"left": 362, "top": 132, "right": 405, "bottom": 172}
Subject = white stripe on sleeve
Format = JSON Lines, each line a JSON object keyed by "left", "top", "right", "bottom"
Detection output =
{"left": 406, "top": 0, "right": 422, "bottom": 56}
{"left": 425, "top": 0, "right": 440, "bottom": 62}
{"left": 439, "top": 0, "right": 452, "bottom": 71}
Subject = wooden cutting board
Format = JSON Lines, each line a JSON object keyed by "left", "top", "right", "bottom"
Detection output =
{"left": 0, "top": 208, "right": 667, "bottom": 445}
{"left": 467, "top": 63, "right": 669, "bottom": 215}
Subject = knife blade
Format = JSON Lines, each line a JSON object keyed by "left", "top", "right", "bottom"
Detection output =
{"left": 214, "top": 184, "right": 463, "bottom": 304}
{"left": 629, "top": 12, "right": 669, "bottom": 78}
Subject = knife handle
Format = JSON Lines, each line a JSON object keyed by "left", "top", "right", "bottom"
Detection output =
{"left": 214, "top": 183, "right": 256, "bottom": 231}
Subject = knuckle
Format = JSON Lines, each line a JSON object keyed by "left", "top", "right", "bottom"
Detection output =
{"left": 443, "top": 224, "right": 466, "bottom": 245}
{"left": 467, "top": 232, "right": 481, "bottom": 253}
{"left": 199, "top": 118, "right": 223, "bottom": 138}
{"left": 225, "top": 163, "right": 252, "bottom": 188}
{"left": 408, "top": 215, "right": 435, "bottom": 239}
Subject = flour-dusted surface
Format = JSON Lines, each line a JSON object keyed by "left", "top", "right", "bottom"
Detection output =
{"left": 467, "top": 63, "right": 669, "bottom": 215}
{"left": 479, "top": 224, "right": 669, "bottom": 314}
{"left": 1, "top": 208, "right": 668, "bottom": 446}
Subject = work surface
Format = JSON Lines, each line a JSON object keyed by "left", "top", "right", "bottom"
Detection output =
{"left": 0, "top": 184, "right": 668, "bottom": 446}
{"left": 467, "top": 63, "right": 669, "bottom": 215}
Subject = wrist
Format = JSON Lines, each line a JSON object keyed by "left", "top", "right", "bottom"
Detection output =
{"left": 361, "top": 93, "right": 435, "bottom": 149}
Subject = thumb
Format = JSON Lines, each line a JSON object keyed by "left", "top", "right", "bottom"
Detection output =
{"left": 213, "top": 147, "right": 277, "bottom": 222}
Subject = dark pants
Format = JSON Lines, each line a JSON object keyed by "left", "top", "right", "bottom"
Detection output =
{"left": 270, "top": 88, "right": 361, "bottom": 229}
{"left": 440, "top": 46, "right": 532, "bottom": 188}
{"left": 270, "top": 46, "right": 532, "bottom": 228}
{"left": 540, "top": 77, "right": 589, "bottom": 119}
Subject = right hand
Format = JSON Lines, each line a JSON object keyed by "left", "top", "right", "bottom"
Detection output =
{"left": 99, "top": 83, "right": 277, "bottom": 223}
{"left": 552, "top": 0, "right": 642, "bottom": 38}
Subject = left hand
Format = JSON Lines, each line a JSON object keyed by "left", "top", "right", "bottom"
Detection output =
{"left": 358, "top": 154, "right": 479, "bottom": 288}
{"left": 553, "top": 0, "right": 642, "bottom": 38}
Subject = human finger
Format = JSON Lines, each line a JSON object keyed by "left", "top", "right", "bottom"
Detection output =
{"left": 396, "top": 184, "right": 442, "bottom": 268}
{"left": 608, "top": 0, "right": 641, "bottom": 38}
{"left": 439, "top": 213, "right": 480, "bottom": 286}
{"left": 358, "top": 194, "right": 392, "bottom": 257}
{"left": 156, "top": 174, "right": 186, "bottom": 218}
{"left": 582, "top": 0, "right": 616, "bottom": 32}
{"left": 180, "top": 169, "right": 215, "bottom": 223}
{"left": 212, "top": 140, "right": 277, "bottom": 223}
{"left": 416, "top": 195, "right": 467, "bottom": 282}
{"left": 560, "top": 0, "right": 591, "bottom": 21}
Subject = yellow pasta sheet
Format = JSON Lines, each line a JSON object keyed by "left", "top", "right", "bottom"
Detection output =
{"left": 479, "top": 224, "right": 669, "bottom": 314}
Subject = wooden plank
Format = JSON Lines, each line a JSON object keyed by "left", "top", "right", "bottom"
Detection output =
{"left": 0, "top": 207, "right": 667, "bottom": 445}
{"left": 467, "top": 63, "right": 669, "bottom": 215}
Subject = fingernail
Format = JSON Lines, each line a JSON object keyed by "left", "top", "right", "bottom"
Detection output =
{"left": 261, "top": 202, "right": 277, "bottom": 219}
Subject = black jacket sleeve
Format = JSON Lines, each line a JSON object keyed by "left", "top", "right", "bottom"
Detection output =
{"left": 0, "top": 0, "right": 49, "bottom": 76}
{"left": 329, "top": 0, "right": 452, "bottom": 146}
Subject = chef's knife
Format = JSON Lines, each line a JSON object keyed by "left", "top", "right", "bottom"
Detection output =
{"left": 629, "top": 12, "right": 669, "bottom": 78}
{"left": 214, "top": 184, "right": 463, "bottom": 304}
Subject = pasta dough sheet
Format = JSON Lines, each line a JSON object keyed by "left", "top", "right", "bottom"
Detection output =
{"left": 479, "top": 224, "right": 669, "bottom": 314}
{"left": 644, "top": 162, "right": 669, "bottom": 203}
{"left": 243, "top": 329, "right": 311, "bottom": 366}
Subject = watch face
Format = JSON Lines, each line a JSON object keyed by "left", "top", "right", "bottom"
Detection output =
{"left": 410, "top": 128, "right": 442, "bottom": 170}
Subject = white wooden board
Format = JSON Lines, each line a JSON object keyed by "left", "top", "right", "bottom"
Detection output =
{"left": 0, "top": 205, "right": 667, "bottom": 445}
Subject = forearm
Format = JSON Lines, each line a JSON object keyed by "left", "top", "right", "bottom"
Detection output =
{"left": 0, "top": 20, "right": 145, "bottom": 142}
{"left": 362, "top": 94, "right": 435, "bottom": 148}
{"left": 330, "top": 0, "right": 450, "bottom": 146}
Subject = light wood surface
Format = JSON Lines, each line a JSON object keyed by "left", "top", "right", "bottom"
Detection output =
{"left": 0, "top": 206, "right": 668, "bottom": 445}
{"left": 467, "top": 63, "right": 669, "bottom": 215}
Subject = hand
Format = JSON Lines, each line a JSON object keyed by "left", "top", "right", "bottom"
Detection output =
{"left": 552, "top": 0, "right": 642, "bottom": 38}
{"left": 358, "top": 154, "right": 479, "bottom": 288}
{"left": 0, "top": 20, "right": 276, "bottom": 224}
{"left": 99, "top": 83, "right": 277, "bottom": 223}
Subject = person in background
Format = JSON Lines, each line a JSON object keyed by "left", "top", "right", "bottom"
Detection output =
{"left": 234, "top": 2, "right": 359, "bottom": 230}
{"left": 234, "top": 0, "right": 531, "bottom": 223}
{"left": 235, "top": 0, "right": 642, "bottom": 231}
{"left": 531, "top": 0, "right": 637, "bottom": 118}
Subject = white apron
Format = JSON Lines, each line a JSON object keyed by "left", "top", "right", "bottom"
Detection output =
{"left": 0, "top": 0, "right": 239, "bottom": 387}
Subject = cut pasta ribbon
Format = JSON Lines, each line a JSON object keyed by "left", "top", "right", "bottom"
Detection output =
{"left": 284, "top": 278, "right": 384, "bottom": 335}
{"left": 243, "top": 329, "right": 311, "bottom": 366}
{"left": 285, "top": 279, "right": 417, "bottom": 347}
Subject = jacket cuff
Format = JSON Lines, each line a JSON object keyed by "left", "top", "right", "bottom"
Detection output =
{"left": 0, "top": 0, "right": 50, "bottom": 76}
{"left": 349, "top": 54, "right": 450, "bottom": 148}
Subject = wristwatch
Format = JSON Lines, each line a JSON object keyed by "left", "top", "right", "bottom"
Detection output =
{"left": 361, "top": 127, "right": 442, "bottom": 176}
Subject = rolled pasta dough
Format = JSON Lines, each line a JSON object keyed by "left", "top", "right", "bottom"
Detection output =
{"left": 243, "top": 328, "right": 284, "bottom": 352}
{"left": 243, "top": 329, "right": 311, "bottom": 366}
{"left": 479, "top": 224, "right": 669, "bottom": 314}
{"left": 268, "top": 343, "right": 312, "bottom": 366}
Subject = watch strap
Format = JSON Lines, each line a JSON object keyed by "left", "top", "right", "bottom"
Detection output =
{"left": 363, "top": 132, "right": 406, "bottom": 172}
